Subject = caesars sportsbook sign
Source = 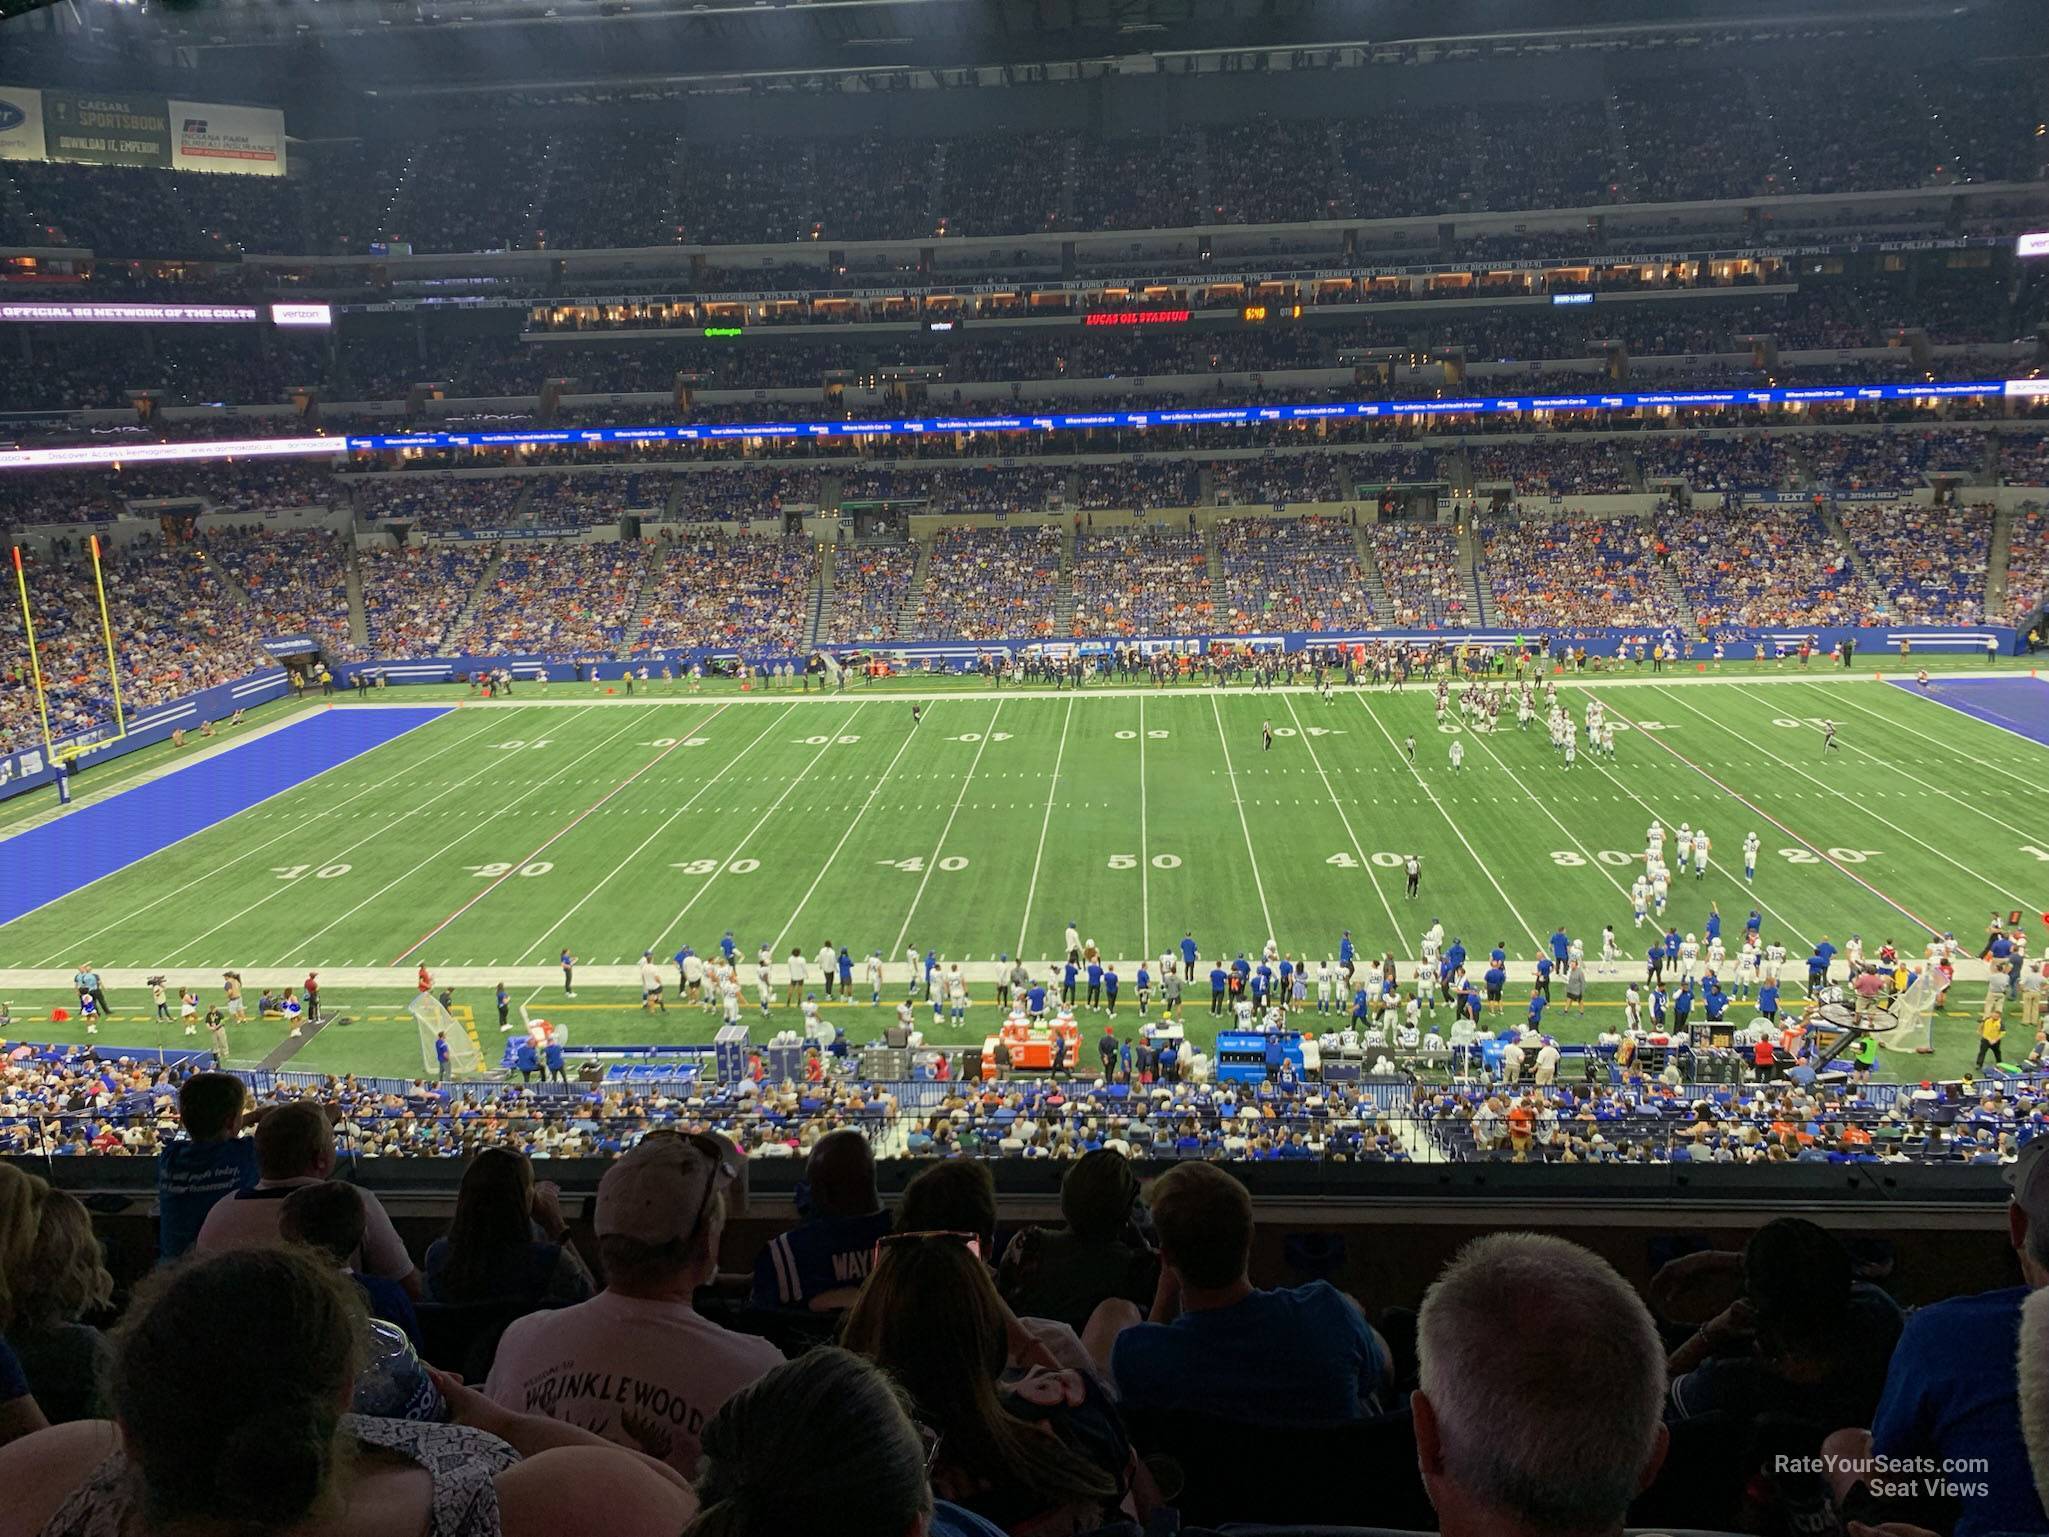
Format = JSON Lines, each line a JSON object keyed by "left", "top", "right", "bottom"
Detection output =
{"left": 0, "top": 87, "right": 284, "bottom": 175}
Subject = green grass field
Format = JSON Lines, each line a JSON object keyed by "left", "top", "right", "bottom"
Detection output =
{"left": 4, "top": 668, "right": 2046, "bottom": 1083}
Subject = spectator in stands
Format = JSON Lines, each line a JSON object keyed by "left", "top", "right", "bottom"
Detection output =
{"left": 423, "top": 1146, "right": 593, "bottom": 1310}
{"left": 1828, "top": 1133, "right": 2049, "bottom": 1537}
{"left": 1414, "top": 1233, "right": 1668, "bottom": 1537}
{"left": 0, "top": 1339, "right": 42, "bottom": 1452}
{"left": 154, "top": 1069, "right": 264, "bottom": 1261}
{"left": 842, "top": 1232, "right": 1142, "bottom": 1536}
{"left": 999, "top": 1148, "right": 1160, "bottom": 1338}
{"left": 2020, "top": 1288, "right": 2049, "bottom": 1519}
{"left": 750, "top": 1127, "right": 893, "bottom": 1310}
{"left": 278, "top": 1180, "right": 423, "bottom": 1350}
{"left": 1103, "top": 1160, "right": 1391, "bottom": 1422}
{"left": 1657, "top": 1217, "right": 1902, "bottom": 1430}
{"left": 684, "top": 1345, "right": 1009, "bottom": 1537}
{"left": 0, "top": 1166, "right": 112, "bottom": 1425}
{"left": 485, "top": 1131, "right": 782, "bottom": 1477}
{"left": 191, "top": 1099, "right": 422, "bottom": 1300}
{"left": 0, "top": 1244, "right": 696, "bottom": 1537}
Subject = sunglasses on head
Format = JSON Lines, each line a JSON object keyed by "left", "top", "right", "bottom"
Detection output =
{"left": 874, "top": 1228, "right": 983, "bottom": 1265}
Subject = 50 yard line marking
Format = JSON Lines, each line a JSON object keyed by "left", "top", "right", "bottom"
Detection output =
{"left": 1353, "top": 693, "right": 1542, "bottom": 951}
{"left": 1138, "top": 695, "right": 1150, "bottom": 961}
{"left": 1209, "top": 693, "right": 1276, "bottom": 945}
{"left": 1016, "top": 696, "right": 1074, "bottom": 957}
{"left": 1281, "top": 692, "right": 1401, "bottom": 945}
{"left": 892, "top": 699, "right": 1005, "bottom": 957}
{"left": 515, "top": 703, "right": 781, "bottom": 963}
{"left": 650, "top": 703, "right": 865, "bottom": 953}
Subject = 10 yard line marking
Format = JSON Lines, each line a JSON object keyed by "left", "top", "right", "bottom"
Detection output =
{"left": 515, "top": 703, "right": 774, "bottom": 963}
{"left": 1282, "top": 692, "right": 1401, "bottom": 945}
{"left": 893, "top": 699, "right": 1006, "bottom": 957}
{"left": 1209, "top": 693, "right": 1277, "bottom": 945}
{"left": 1353, "top": 693, "right": 1543, "bottom": 951}
{"left": 24, "top": 707, "right": 512, "bottom": 967}
{"left": 1016, "top": 696, "right": 1074, "bottom": 957}
{"left": 651, "top": 704, "right": 864, "bottom": 953}
{"left": 770, "top": 706, "right": 929, "bottom": 957}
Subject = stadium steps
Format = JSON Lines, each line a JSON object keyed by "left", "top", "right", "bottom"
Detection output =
{"left": 924, "top": 141, "right": 947, "bottom": 231}
{"left": 895, "top": 539, "right": 932, "bottom": 638}
{"left": 805, "top": 542, "right": 835, "bottom": 650}
{"left": 1986, "top": 502, "right": 2015, "bottom": 620}
{"left": 1824, "top": 505, "right": 1889, "bottom": 606}
{"left": 1599, "top": 93, "right": 1641, "bottom": 202}
{"left": 199, "top": 546, "right": 257, "bottom": 611}
{"left": 1644, "top": 527, "right": 1698, "bottom": 635}
{"left": 1051, "top": 518, "right": 1078, "bottom": 633}
{"left": 619, "top": 550, "right": 671, "bottom": 658}
{"left": 1056, "top": 140, "right": 1081, "bottom": 226}
{"left": 1352, "top": 525, "right": 1395, "bottom": 625}
{"left": 1461, "top": 529, "right": 1496, "bottom": 628}
{"left": 1203, "top": 521, "right": 1228, "bottom": 613}
{"left": 343, "top": 540, "right": 369, "bottom": 650}
{"left": 445, "top": 546, "right": 507, "bottom": 644}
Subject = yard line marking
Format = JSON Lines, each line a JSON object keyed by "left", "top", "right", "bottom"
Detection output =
{"left": 650, "top": 704, "right": 863, "bottom": 952}
{"left": 1209, "top": 694, "right": 1277, "bottom": 945}
{"left": 1016, "top": 696, "right": 1074, "bottom": 957}
{"left": 1655, "top": 685, "right": 2045, "bottom": 917}
{"left": 1599, "top": 689, "right": 1933, "bottom": 936}
{"left": 1782, "top": 682, "right": 2049, "bottom": 846}
{"left": 514, "top": 704, "right": 780, "bottom": 963}
{"left": 24, "top": 708, "right": 512, "bottom": 966}
{"left": 769, "top": 704, "right": 934, "bottom": 957}
{"left": 1282, "top": 693, "right": 1401, "bottom": 946}
{"left": 391, "top": 707, "right": 735, "bottom": 965}
{"left": 1799, "top": 681, "right": 2049, "bottom": 804}
{"left": 1138, "top": 696, "right": 1151, "bottom": 962}
{"left": 1354, "top": 694, "right": 1541, "bottom": 951}
{"left": 258, "top": 708, "right": 649, "bottom": 966}
{"left": 893, "top": 700, "right": 1006, "bottom": 957}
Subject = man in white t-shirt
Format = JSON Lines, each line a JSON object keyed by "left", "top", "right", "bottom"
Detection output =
{"left": 193, "top": 1101, "right": 420, "bottom": 1298}
{"left": 486, "top": 1131, "right": 782, "bottom": 1475}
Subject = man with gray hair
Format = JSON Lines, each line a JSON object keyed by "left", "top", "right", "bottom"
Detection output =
{"left": 1413, "top": 1232, "right": 1669, "bottom": 1537}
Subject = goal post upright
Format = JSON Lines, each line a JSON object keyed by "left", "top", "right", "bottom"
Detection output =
{"left": 86, "top": 533, "right": 126, "bottom": 739}
{"left": 10, "top": 544, "right": 59, "bottom": 770}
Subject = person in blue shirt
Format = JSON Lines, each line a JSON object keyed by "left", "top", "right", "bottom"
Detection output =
{"left": 674, "top": 946, "right": 692, "bottom": 992}
{"left": 1490, "top": 942, "right": 1508, "bottom": 969}
{"left": 1649, "top": 987, "right": 1668, "bottom": 1027}
{"left": 1180, "top": 933, "right": 1199, "bottom": 973}
{"left": 838, "top": 947, "right": 854, "bottom": 995}
{"left": 435, "top": 1031, "right": 451, "bottom": 1082}
{"left": 753, "top": 1130, "right": 894, "bottom": 1310}
{"left": 1210, "top": 965, "right": 1229, "bottom": 1014}
{"left": 1484, "top": 961, "right": 1507, "bottom": 1007}
{"left": 1746, "top": 908, "right": 1763, "bottom": 940}
{"left": 1663, "top": 927, "right": 1682, "bottom": 965}
{"left": 1103, "top": 964, "right": 1120, "bottom": 1016}
{"left": 1085, "top": 958, "right": 1104, "bottom": 1009}
{"left": 1250, "top": 968, "right": 1268, "bottom": 1008}
{"left": 495, "top": 981, "right": 509, "bottom": 1032}
{"left": 1135, "top": 962, "right": 1152, "bottom": 1013}
{"left": 156, "top": 1071, "right": 261, "bottom": 1261}
{"left": 1549, "top": 927, "right": 1570, "bottom": 967}
{"left": 720, "top": 930, "right": 738, "bottom": 962}
{"left": 1110, "top": 1162, "right": 1388, "bottom": 1425}
{"left": 544, "top": 1035, "right": 566, "bottom": 1083}
{"left": 1527, "top": 990, "right": 1548, "bottom": 1029}
{"left": 1338, "top": 930, "right": 1355, "bottom": 976}
{"left": 1062, "top": 959, "right": 1080, "bottom": 1005}
{"left": 1351, "top": 987, "right": 1372, "bottom": 1026}
{"left": 513, "top": 1037, "right": 539, "bottom": 1083}
{"left": 1672, "top": 984, "right": 1693, "bottom": 1034}
{"left": 1705, "top": 905, "right": 1721, "bottom": 944}
{"left": 1703, "top": 979, "right": 1727, "bottom": 1023}
{"left": 1232, "top": 953, "right": 1252, "bottom": 982}
{"left": 1758, "top": 981, "right": 1780, "bottom": 1023}
{"left": 1025, "top": 981, "right": 1047, "bottom": 1018}
{"left": 1534, "top": 954, "right": 1553, "bottom": 1000}
{"left": 1809, "top": 937, "right": 1836, "bottom": 991}
{"left": 1646, "top": 940, "right": 1665, "bottom": 983}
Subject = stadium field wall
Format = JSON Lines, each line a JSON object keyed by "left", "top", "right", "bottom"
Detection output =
{"left": 0, "top": 707, "right": 450, "bottom": 920}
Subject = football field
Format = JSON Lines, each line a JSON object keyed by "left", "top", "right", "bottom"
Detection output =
{"left": 3, "top": 670, "right": 2046, "bottom": 1081}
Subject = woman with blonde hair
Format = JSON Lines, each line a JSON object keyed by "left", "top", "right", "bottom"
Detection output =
{"left": 0, "top": 1165, "right": 111, "bottom": 1423}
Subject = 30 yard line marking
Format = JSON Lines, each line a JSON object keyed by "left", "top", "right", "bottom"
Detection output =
{"left": 893, "top": 699, "right": 1005, "bottom": 957}
{"left": 1209, "top": 693, "right": 1277, "bottom": 945}
{"left": 1354, "top": 694, "right": 1542, "bottom": 950}
{"left": 1657, "top": 684, "right": 2048, "bottom": 915}
{"left": 769, "top": 703, "right": 938, "bottom": 956}
{"left": 22, "top": 707, "right": 513, "bottom": 967}
{"left": 650, "top": 703, "right": 863, "bottom": 952}
{"left": 515, "top": 703, "right": 772, "bottom": 963}
{"left": 1281, "top": 693, "right": 1401, "bottom": 944}
{"left": 1016, "top": 696, "right": 1074, "bottom": 957}
{"left": 1800, "top": 681, "right": 2049, "bottom": 807}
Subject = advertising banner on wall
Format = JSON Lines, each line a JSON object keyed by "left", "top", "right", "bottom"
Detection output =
{"left": 0, "top": 86, "right": 44, "bottom": 162}
{"left": 41, "top": 91, "right": 172, "bottom": 168}
{"left": 169, "top": 100, "right": 286, "bottom": 176}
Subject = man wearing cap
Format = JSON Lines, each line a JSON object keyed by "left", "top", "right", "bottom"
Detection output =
{"left": 1825, "top": 1134, "right": 2049, "bottom": 1537}
{"left": 485, "top": 1131, "right": 781, "bottom": 1475}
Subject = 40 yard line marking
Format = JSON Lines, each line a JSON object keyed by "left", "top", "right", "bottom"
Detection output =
{"left": 893, "top": 699, "right": 1005, "bottom": 957}
{"left": 769, "top": 704, "right": 929, "bottom": 956}
{"left": 515, "top": 702, "right": 774, "bottom": 964}
{"left": 1281, "top": 692, "right": 1401, "bottom": 946}
{"left": 650, "top": 703, "right": 864, "bottom": 953}
{"left": 1353, "top": 692, "right": 1542, "bottom": 951}
{"left": 1209, "top": 693, "right": 1277, "bottom": 945}
{"left": 24, "top": 707, "right": 513, "bottom": 967}
{"left": 1016, "top": 695, "right": 1074, "bottom": 957}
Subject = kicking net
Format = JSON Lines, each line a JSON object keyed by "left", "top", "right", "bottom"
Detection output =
{"left": 411, "top": 991, "right": 485, "bottom": 1076}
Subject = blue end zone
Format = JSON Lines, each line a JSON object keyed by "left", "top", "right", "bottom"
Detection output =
{"left": 1887, "top": 676, "right": 2049, "bottom": 750}
{"left": 0, "top": 707, "right": 449, "bottom": 930}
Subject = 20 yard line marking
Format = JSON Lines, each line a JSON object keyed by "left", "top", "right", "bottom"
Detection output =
{"left": 1282, "top": 693, "right": 1401, "bottom": 945}
{"left": 1353, "top": 693, "right": 1542, "bottom": 951}
{"left": 893, "top": 700, "right": 1006, "bottom": 957}
{"left": 1209, "top": 694, "right": 1277, "bottom": 945}
{"left": 1016, "top": 696, "right": 1074, "bottom": 957}
{"left": 515, "top": 703, "right": 776, "bottom": 963}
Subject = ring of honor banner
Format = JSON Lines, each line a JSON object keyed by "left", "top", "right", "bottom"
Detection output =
{"left": 0, "top": 89, "right": 284, "bottom": 175}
